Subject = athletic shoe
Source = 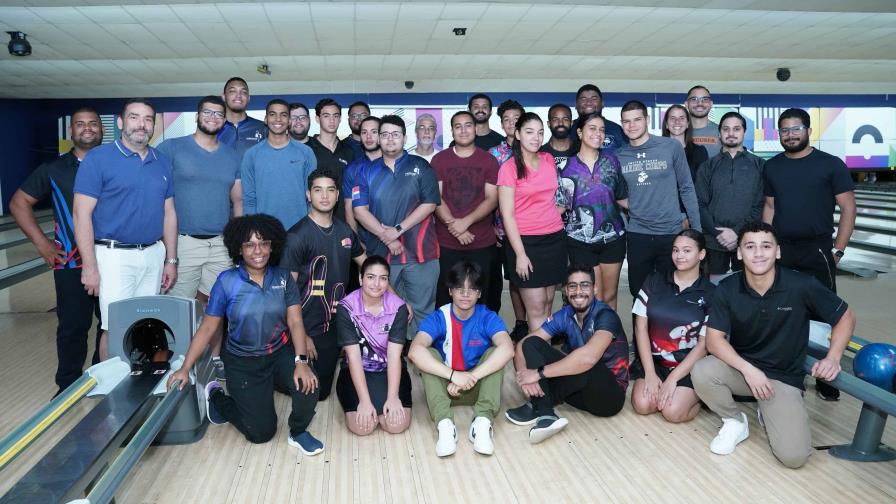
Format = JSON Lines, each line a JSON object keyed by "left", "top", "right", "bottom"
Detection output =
{"left": 288, "top": 431, "right": 324, "bottom": 456}
{"left": 469, "top": 417, "right": 494, "bottom": 455}
{"left": 510, "top": 320, "right": 529, "bottom": 343}
{"left": 816, "top": 381, "right": 840, "bottom": 401}
{"left": 505, "top": 402, "right": 538, "bottom": 426}
{"left": 528, "top": 415, "right": 568, "bottom": 444}
{"left": 710, "top": 412, "right": 749, "bottom": 455}
{"left": 211, "top": 356, "right": 226, "bottom": 382}
{"left": 435, "top": 418, "right": 457, "bottom": 457}
{"left": 204, "top": 380, "right": 228, "bottom": 425}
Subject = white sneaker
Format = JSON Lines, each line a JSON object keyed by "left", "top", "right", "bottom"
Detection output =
{"left": 435, "top": 418, "right": 457, "bottom": 457}
{"left": 710, "top": 412, "right": 749, "bottom": 455}
{"left": 469, "top": 417, "right": 494, "bottom": 455}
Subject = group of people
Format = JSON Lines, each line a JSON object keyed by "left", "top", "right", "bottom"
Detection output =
{"left": 9, "top": 77, "right": 859, "bottom": 468}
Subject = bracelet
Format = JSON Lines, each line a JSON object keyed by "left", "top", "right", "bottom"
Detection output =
{"left": 449, "top": 370, "right": 455, "bottom": 382}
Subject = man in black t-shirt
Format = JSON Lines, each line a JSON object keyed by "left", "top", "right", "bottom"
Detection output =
{"left": 281, "top": 168, "right": 366, "bottom": 400}
{"left": 762, "top": 108, "right": 855, "bottom": 401}
{"left": 10, "top": 107, "right": 103, "bottom": 395}
{"left": 307, "top": 99, "right": 355, "bottom": 218}
{"left": 692, "top": 222, "right": 854, "bottom": 469}
{"left": 468, "top": 93, "right": 505, "bottom": 150}
{"left": 540, "top": 103, "right": 577, "bottom": 173}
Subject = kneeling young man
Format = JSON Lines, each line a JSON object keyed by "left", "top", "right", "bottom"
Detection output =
{"left": 692, "top": 222, "right": 854, "bottom": 468}
{"left": 409, "top": 261, "right": 514, "bottom": 457}
{"left": 506, "top": 266, "right": 630, "bottom": 444}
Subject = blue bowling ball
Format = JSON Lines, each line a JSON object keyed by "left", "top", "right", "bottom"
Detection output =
{"left": 853, "top": 343, "right": 896, "bottom": 392}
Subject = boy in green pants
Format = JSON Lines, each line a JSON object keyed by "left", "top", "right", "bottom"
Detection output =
{"left": 409, "top": 260, "right": 514, "bottom": 457}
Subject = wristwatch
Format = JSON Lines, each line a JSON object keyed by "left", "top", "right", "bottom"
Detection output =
{"left": 537, "top": 365, "right": 546, "bottom": 380}
{"left": 165, "top": 257, "right": 179, "bottom": 265}
{"left": 295, "top": 354, "right": 309, "bottom": 364}
{"left": 831, "top": 248, "right": 844, "bottom": 258}
{"left": 394, "top": 223, "right": 404, "bottom": 234}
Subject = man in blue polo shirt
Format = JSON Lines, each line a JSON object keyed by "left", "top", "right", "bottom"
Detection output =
{"left": 218, "top": 77, "right": 267, "bottom": 157}
{"left": 73, "top": 98, "right": 178, "bottom": 361}
{"left": 352, "top": 115, "right": 440, "bottom": 338}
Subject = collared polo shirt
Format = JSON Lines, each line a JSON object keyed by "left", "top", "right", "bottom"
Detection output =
{"left": 540, "top": 298, "right": 630, "bottom": 390}
{"left": 351, "top": 152, "right": 441, "bottom": 264}
{"left": 218, "top": 116, "right": 267, "bottom": 158}
{"left": 73, "top": 140, "right": 173, "bottom": 244}
{"left": 341, "top": 136, "right": 365, "bottom": 161}
{"left": 708, "top": 266, "right": 848, "bottom": 389}
{"left": 206, "top": 264, "right": 301, "bottom": 357}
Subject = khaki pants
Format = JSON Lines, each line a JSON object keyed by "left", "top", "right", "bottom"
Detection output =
{"left": 420, "top": 348, "right": 503, "bottom": 423}
{"left": 692, "top": 355, "right": 812, "bottom": 468}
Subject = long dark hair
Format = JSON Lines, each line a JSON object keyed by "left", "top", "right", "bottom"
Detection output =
{"left": 674, "top": 228, "right": 708, "bottom": 279}
{"left": 575, "top": 111, "right": 605, "bottom": 154}
{"left": 511, "top": 112, "right": 543, "bottom": 180}
{"left": 662, "top": 104, "right": 697, "bottom": 162}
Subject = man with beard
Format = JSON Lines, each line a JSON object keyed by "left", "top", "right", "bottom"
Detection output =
{"left": 505, "top": 266, "right": 629, "bottom": 444}
{"left": 157, "top": 96, "right": 242, "bottom": 370}
{"left": 685, "top": 85, "right": 721, "bottom": 158}
{"left": 695, "top": 111, "right": 764, "bottom": 281}
{"left": 307, "top": 99, "right": 355, "bottom": 218}
{"left": 218, "top": 77, "right": 267, "bottom": 157}
{"left": 73, "top": 98, "right": 178, "bottom": 361}
{"left": 431, "top": 111, "right": 500, "bottom": 310}
{"left": 343, "top": 115, "right": 382, "bottom": 291}
{"left": 540, "top": 104, "right": 577, "bottom": 172}
{"left": 572, "top": 84, "right": 627, "bottom": 153}
{"left": 412, "top": 113, "right": 440, "bottom": 162}
{"left": 241, "top": 99, "right": 317, "bottom": 230}
{"left": 343, "top": 101, "right": 370, "bottom": 160}
{"left": 468, "top": 93, "right": 505, "bottom": 150}
{"left": 11, "top": 107, "right": 104, "bottom": 394}
{"left": 289, "top": 103, "right": 311, "bottom": 144}
{"left": 762, "top": 108, "right": 855, "bottom": 401}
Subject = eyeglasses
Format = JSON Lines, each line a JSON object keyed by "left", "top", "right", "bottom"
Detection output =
{"left": 451, "top": 287, "right": 480, "bottom": 296}
{"left": 778, "top": 125, "right": 808, "bottom": 135}
{"left": 565, "top": 281, "right": 593, "bottom": 292}
{"left": 687, "top": 96, "right": 712, "bottom": 104}
{"left": 380, "top": 131, "right": 403, "bottom": 140}
{"left": 199, "top": 109, "right": 225, "bottom": 119}
{"left": 349, "top": 113, "right": 368, "bottom": 120}
{"left": 290, "top": 115, "right": 309, "bottom": 122}
{"left": 241, "top": 240, "right": 272, "bottom": 251}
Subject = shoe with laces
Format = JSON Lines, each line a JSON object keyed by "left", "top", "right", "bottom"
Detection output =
{"left": 469, "top": 417, "right": 494, "bottom": 455}
{"left": 435, "top": 418, "right": 458, "bottom": 457}
{"left": 710, "top": 412, "right": 749, "bottom": 455}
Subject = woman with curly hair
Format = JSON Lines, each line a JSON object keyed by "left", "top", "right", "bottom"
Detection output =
{"left": 168, "top": 214, "right": 324, "bottom": 455}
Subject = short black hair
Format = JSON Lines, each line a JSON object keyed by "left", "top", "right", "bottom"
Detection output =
{"left": 621, "top": 100, "right": 648, "bottom": 116}
{"left": 737, "top": 221, "right": 778, "bottom": 246}
{"left": 223, "top": 214, "right": 287, "bottom": 265}
{"left": 223, "top": 76, "right": 248, "bottom": 92}
{"left": 361, "top": 255, "right": 390, "bottom": 276}
{"left": 778, "top": 108, "right": 810, "bottom": 129}
{"left": 548, "top": 103, "right": 572, "bottom": 119}
{"left": 566, "top": 264, "right": 595, "bottom": 283}
{"left": 718, "top": 111, "right": 747, "bottom": 131}
{"left": 307, "top": 167, "right": 339, "bottom": 188}
{"left": 468, "top": 93, "right": 492, "bottom": 110}
{"left": 196, "top": 95, "right": 225, "bottom": 114}
{"left": 450, "top": 110, "right": 475, "bottom": 127}
{"left": 445, "top": 260, "right": 483, "bottom": 290}
{"left": 380, "top": 115, "right": 406, "bottom": 135}
{"left": 348, "top": 101, "right": 371, "bottom": 114}
{"left": 360, "top": 115, "right": 381, "bottom": 129}
{"left": 686, "top": 85, "right": 710, "bottom": 97}
{"left": 576, "top": 84, "right": 603, "bottom": 100}
{"left": 121, "top": 98, "right": 155, "bottom": 119}
{"left": 265, "top": 99, "right": 289, "bottom": 114}
{"left": 315, "top": 98, "right": 341, "bottom": 116}
{"left": 497, "top": 99, "right": 524, "bottom": 120}
{"left": 289, "top": 102, "right": 309, "bottom": 114}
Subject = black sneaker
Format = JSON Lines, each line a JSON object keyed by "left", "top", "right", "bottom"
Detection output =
{"left": 205, "top": 380, "right": 228, "bottom": 425}
{"left": 528, "top": 415, "right": 569, "bottom": 444}
{"left": 816, "top": 381, "right": 840, "bottom": 401}
{"left": 505, "top": 402, "right": 538, "bottom": 426}
{"left": 510, "top": 320, "right": 529, "bottom": 343}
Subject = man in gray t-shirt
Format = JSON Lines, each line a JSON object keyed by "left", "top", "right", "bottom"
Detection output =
{"left": 157, "top": 95, "right": 241, "bottom": 311}
{"left": 686, "top": 85, "right": 721, "bottom": 158}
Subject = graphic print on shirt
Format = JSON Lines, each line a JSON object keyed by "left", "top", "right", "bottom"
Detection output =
{"left": 301, "top": 255, "right": 345, "bottom": 330}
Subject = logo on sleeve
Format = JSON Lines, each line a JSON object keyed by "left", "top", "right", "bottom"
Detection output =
{"left": 351, "top": 186, "right": 360, "bottom": 200}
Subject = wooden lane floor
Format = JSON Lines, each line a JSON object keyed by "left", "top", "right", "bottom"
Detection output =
{"left": 1, "top": 272, "right": 895, "bottom": 502}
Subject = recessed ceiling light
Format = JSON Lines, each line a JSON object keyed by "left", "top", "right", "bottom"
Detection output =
{"left": 453, "top": 27, "right": 467, "bottom": 36}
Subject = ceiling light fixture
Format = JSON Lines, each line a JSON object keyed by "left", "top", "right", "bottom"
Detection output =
{"left": 7, "top": 31, "right": 31, "bottom": 57}
{"left": 453, "top": 27, "right": 467, "bottom": 36}
{"left": 257, "top": 64, "right": 271, "bottom": 76}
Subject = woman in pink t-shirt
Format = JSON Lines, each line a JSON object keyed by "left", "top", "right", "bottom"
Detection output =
{"left": 497, "top": 112, "right": 567, "bottom": 332}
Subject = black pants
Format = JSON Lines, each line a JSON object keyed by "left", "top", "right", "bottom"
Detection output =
{"left": 311, "top": 324, "right": 340, "bottom": 401}
{"left": 485, "top": 239, "right": 506, "bottom": 312}
{"left": 522, "top": 337, "right": 625, "bottom": 417}
{"left": 214, "top": 346, "right": 319, "bottom": 443}
{"left": 626, "top": 232, "right": 676, "bottom": 297}
{"left": 436, "top": 245, "right": 500, "bottom": 311}
{"left": 779, "top": 238, "right": 837, "bottom": 293}
{"left": 54, "top": 268, "right": 101, "bottom": 392}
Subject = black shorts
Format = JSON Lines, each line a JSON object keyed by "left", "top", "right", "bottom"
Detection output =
{"left": 706, "top": 248, "right": 742, "bottom": 275}
{"left": 629, "top": 356, "right": 694, "bottom": 389}
{"left": 336, "top": 365, "right": 413, "bottom": 414}
{"left": 504, "top": 231, "right": 568, "bottom": 288}
{"left": 566, "top": 235, "right": 626, "bottom": 268}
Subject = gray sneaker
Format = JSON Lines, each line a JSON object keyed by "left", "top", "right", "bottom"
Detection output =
{"left": 505, "top": 402, "right": 538, "bottom": 426}
{"left": 528, "top": 415, "right": 568, "bottom": 444}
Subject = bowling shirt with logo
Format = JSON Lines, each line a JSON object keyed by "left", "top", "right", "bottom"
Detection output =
{"left": 418, "top": 304, "right": 508, "bottom": 371}
{"left": 206, "top": 265, "right": 301, "bottom": 357}
{"left": 708, "top": 266, "right": 849, "bottom": 389}
{"left": 280, "top": 216, "right": 364, "bottom": 338}
{"left": 218, "top": 116, "right": 267, "bottom": 158}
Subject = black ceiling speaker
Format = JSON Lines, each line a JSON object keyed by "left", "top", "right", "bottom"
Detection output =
{"left": 7, "top": 31, "right": 31, "bottom": 56}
